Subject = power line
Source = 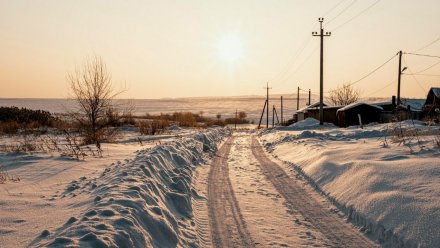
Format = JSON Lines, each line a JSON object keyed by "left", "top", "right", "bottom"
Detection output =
{"left": 414, "top": 60, "right": 440, "bottom": 74}
{"left": 365, "top": 79, "right": 396, "bottom": 97}
{"left": 321, "top": 0, "right": 346, "bottom": 17}
{"left": 270, "top": 35, "right": 313, "bottom": 84}
{"left": 327, "top": 53, "right": 398, "bottom": 93}
{"left": 404, "top": 52, "right": 440, "bottom": 59}
{"left": 326, "top": 0, "right": 358, "bottom": 26}
{"left": 277, "top": 45, "right": 319, "bottom": 86}
{"left": 331, "top": 0, "right": 381, "bottom": 31}
{"left": 413, "top": 36, "right": 440, "bottom": 52}
{"left": 406, "top": 73, "right": 440, "bottom": 77}
{"left": 270, "top": 0, "right": 348, "bottom": 86}
{"left": 402, "top": 57, "right": 427, "bottom": 94}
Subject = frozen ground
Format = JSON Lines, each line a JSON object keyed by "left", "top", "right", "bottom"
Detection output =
{"left": 204, "top": 133, "right": 377, "bottom": 247}
{"left": 0, "top": 127, "right": 228, "bottom": 247}
{"left": 259, "top": 118, "right": 440, "bottom": 247}
{"left": 1, "top": 118, "right": 438, "bottom": 248}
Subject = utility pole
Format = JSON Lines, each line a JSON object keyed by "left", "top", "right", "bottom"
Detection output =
{"left": 313, "top": 18, "right": 331, "bottom": 125}
{"left": 264, "top": 82, "right": 272, "bottom": 128}
{"left": 272, "top": 105, "right": 275, "bottom": 127}
{"left": 235, "top": 109, "right": 237, "bottom": 130}
{"left": 280, "top": 96, "right": 283, "bottom": 125}
{"left": 308, "top": 89, "right": 311, "bottom": 105}
{"left": 397, "top": 50, "right": 403, "bottom": 106}
{"left": 258, "top": 100, "right": 267, "bottom": 129}
{"left": 297, "top": 86, "right": 300, "bottom": 110}
{"left": 274, "top": 106, "right": 280, "bottom": 125}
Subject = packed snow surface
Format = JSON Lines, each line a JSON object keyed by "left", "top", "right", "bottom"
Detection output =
{"left": 260, "top": 121, "right": 440, "bottom": 247}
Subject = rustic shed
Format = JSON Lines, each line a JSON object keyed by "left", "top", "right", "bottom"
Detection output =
{"left": 295, "top": 102, "right": 328, "bottom": 122}
{"left": 305, "top": 106, "right": 342, "bottom": 125}
{"left": 423, "top": 87, "right": 440, "bottom": 116}
{"left": 336, "top": 102, "right": 383, "bottom": 127}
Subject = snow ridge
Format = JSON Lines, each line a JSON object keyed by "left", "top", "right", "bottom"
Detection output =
{"left": 260, "top": 120, "right": 440, "bottom": 248}
{"left": 32, "top": 127, "right": 229, "bottom": 248}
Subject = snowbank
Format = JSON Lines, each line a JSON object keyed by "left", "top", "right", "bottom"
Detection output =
{"left": 32, "top": 127, "right": 229, "bottom": 247}
{"left": 260, "top": 121, "right": 440, "bottom": 247}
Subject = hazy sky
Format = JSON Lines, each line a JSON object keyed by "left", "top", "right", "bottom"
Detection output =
{"left": 1, "top": 0, "right": 439, "bottom": 99}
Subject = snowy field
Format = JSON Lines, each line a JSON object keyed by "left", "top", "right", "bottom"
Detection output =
{"left": 259, "top": 118, "right": 440, "bottom": 247}
{"left": 0, "top": 127, "right": 229, "bottom": 247}
{"left": 1, "top": 118, "right": 439, "bottom": 248}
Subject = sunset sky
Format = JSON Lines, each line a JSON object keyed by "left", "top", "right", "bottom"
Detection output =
{"left": 0, "top": 0, "right": 439, "bottom": 99}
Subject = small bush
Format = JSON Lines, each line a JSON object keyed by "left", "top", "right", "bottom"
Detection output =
{"left": 0, "top": 107, "right": 56, "bottom": 134}
{"left": 0, "top": 170, "right": 7, "bottom": 184}
{"left": 0, "top": 106, "right": 55, "bottom": 126}
{"left": 0, "top": 121, "right": 21, "bottom": 134}
{"left": 0, "top": 169, "right": 20, "bottom": 184}
{"left": 138, "top": 119, "right": 170, "bottom": 135}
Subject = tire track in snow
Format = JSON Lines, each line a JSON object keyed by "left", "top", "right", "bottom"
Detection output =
{"left": 251, "top": 136, "right": 378, "bottom": 248}
{"left": 208, "top": 137, "right": 254, "bottom": 248}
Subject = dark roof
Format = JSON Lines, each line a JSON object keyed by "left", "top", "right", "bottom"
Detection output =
{"left": 296, "top": 102, "right": 328, "bottom": 113}
{"left": 336, "top": 102, "right": 383, "bottom": 113}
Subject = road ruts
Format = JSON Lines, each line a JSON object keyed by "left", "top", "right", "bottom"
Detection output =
{"left": 251, "top": 136, "right": 378, "bottom": 248}
{"left": 208, "top": 137, "right": 254, "bottom": 248}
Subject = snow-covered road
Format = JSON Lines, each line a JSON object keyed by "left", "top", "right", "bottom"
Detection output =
{"left": 207, "top": 132, "right": 378, "bottom": 247}
{"left": 208, "top": 136, "right": 254, "bottom": 247}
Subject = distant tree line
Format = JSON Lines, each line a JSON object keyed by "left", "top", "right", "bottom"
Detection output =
{"left": 0, "top": 106, "right": 55, "bottom": 126}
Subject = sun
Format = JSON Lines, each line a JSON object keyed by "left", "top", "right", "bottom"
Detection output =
{"left": 216, "top": 34, "right": 245, "bottom": 64}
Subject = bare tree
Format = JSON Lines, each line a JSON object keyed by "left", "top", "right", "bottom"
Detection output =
{"left": 327, "top": 83, "right": 360, "bottom": 106}
{"left": 68, "top": 55, "right": 119, "bottom": 146}
{"left": 238, "top": 111, "right": 247, "bottom": 120}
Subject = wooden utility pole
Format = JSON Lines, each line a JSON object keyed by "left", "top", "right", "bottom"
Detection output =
{"left": 272, "top": 105, "right": 275, "bottom": 127}
{"left": 280, "top": 96, "right": 283, "bottom": 125}
{"left": 313, "top": 18, "right": 331, "bottom": 125}
{"left": 297, "top": 86, "right": 300, "bottom": 110}
{"left": 258, "top": 100, "right": 267, "bottom": 129}
{"left": 397, "top": 50, "right": 403, "bottom": 106}
{"left": 235, "top": 109, "right": 237, "bottom": 130}
{"left": 274, "top": 106, "right": 280, "bottom": 125}
{"left": 264, "top": 82, "right": 271, "bottom": 128}
{"left": 308, "top": 89, "right": 311, "bottom": 105}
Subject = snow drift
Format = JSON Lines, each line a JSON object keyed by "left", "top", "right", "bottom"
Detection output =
{"left": 260, "top": 121, "right": 440, "bottom": 248}
{"left": 32, "top": 127, "right": 229, "bottom": 247}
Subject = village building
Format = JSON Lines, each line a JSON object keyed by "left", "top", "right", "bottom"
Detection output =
{"left": 294, "top": 102, "right": 341, "bottom": 124}
{"left": 336, "top": 102, "right": 383, "bottom": 127}
{"left": 423, "top": 87, "right": 440, "bottom": 120}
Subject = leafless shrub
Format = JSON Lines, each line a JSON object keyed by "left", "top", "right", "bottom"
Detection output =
{"left": 61, "top": 130, "right": 88, "bottom": 160}
{"left": 68, "top": 55, "right": 122, "bottom": 147}
{"left": 433, "top": 128, "right": 440, "bottom": 149}
{"left": 0, "top": 170, "right": 7, "bottom": 184}
{"left": 386, "top": 121, "right": 429, "bottom": 153}
{"left": 138, "top": 119, "right": 169, "bottom": 135}
{"left": 327, "top": 83, "right": 360, "bottom": 106}
{"left": 0, "top": 169, "right": 20, "bottom": 184}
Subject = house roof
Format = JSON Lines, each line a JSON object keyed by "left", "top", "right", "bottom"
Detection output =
{"left": 424, "top": 87, "right": 440, "bottom": 107}
{"left": 296, "top": 102, "right": 328, "bottom": 113}
{"left": 429, "top": 87, "right": 440, "bottom": 98}
{"left": 336, "top": 102, "right": 383, "bottom": 113}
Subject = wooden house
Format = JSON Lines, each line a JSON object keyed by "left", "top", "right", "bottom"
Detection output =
{"left": 336, "top": 102, "right": 383, "bottom": 127}
{"left": 423, "top": 87, "right": 440, "bottom": 118}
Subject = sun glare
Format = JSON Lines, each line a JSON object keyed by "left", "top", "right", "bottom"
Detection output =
{"left": 216, "top": 34, "right": 245, "bottom": 64}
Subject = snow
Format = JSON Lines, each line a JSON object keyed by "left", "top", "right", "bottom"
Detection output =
{"left": 2, "top": 117, "right": 439, "bottom": 247}
{"left": 259, "top": 121, "right": 440, "bottom": 247}
{"left": 226, "top": 133, "right": 332, "bottom": 246}
{"left": 336, "top": 102, "right": 383, "bottom": 112}
{"left": 296, "top": 102, "right": 328, "bottom": 113}
{"left": 0, "top": 127, "right": 229, "bottom": 247}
